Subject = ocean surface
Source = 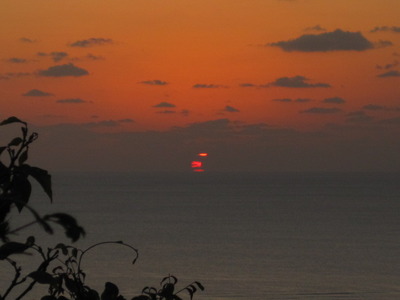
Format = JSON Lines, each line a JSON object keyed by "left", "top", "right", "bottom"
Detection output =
{"left": 1, "top": 172, "right": 400, "bottom": 300}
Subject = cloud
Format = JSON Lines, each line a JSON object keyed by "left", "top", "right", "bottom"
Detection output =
{"left": 153, "top": 102, "right": 176, "bottom": 108}
{"left": 37, "top": 63, "right": 89, "bottom": 77}
{"left": 22, "top": 89, "right": 53, "bottom": 97}
{"left": 301, "top": 107, "right": 342, "bottom": 114}
{"left": 223, "top": 105, "right": 240, "bottom": 112}
{"left": 269, "top": 29, "right": 374, "bottom": 52}
{"left": 273, "top": 98, "right": 292, "bottom": 102}
{"left": 376, "top": 60, "right": 399, "bottom": 70}
{"left": 38, "top": 52, "right": 68, "bottom": 62}
{"left": 377, "top": 70, "right": 400, "bottom": 77}
{"left": 139, "top": 80, "right": 168, "bottom": 85}
{"left": 157, "top": 110, "right": 176, "bottom": 114}
{"left": 56, "top": 98, "right": 90, "bottom": 104}
{"left": 69, "top": 38, "right": 113, "bottom": 47}
{"left": 370, "top": 26, "right": 400, "bottom": 33}
{"left": 346, "top": 111, "right": 373, "bottom": 123}
{"left": 19, "top": 37, "right": 36, "bottom": 43}
{"left": 363, "top": 104, "right": 385, "bottom": 111}
{"left": 322, "top": 97, "right": 346, "bottom": 104}
{"left": 269, "top": 76, "right": 331, "bottom": 88}
{"left": 0, "top": 72, "right": 31, "bottom": 80}
{"left": 362, "top": 104, "right": 400, "bottom": 111}
{"left": 304, "top": 25, "right": 326, "bottom": 32}
{"left": 5, "top": 57, "right": 28, "bottom": 63}
{"left": 379, "top": 117, "right": 400, "bottom": 125}
{"left": 239, "top": 83, "right": 257, "bottom": 87}
{"left": 193, "top": 84, "right": 225, "bottom": 88}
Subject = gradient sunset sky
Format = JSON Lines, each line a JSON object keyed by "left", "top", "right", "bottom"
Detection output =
{"left": 1, "top": 0, "right": 400, "bottom": 172}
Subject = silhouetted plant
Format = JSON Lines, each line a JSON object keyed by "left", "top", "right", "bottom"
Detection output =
{"left": 0, "top": 117, "right": 203, "bottom": 300}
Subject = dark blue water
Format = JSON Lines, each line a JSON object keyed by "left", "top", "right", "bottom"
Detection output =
{"left": 2, "top": 172, "right": 400, "bottom": 299}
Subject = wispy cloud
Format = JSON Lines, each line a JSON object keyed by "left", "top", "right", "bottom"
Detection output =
{"left": 346, "top": 111, "right": 373, "bottom": 123}
{"left": 223, "top": 105, "right": 240, "bottom": 113}
{"left": 377, "top": 70, "right": 400, "bottom": 77}
{"left": 153, "top": 102, "right": 176, "bottom": 108}
{"left": 322, "top": 97, "right": 346, "bottom": 104}
{"left": 273, "top": 98, "right": 312, "bottom": 103}
{"left": 5, "top": 57, "right": 28, "bottom": 63}
{"left": 0, "top": 72, "right": 31, "bottom": 80}
{"left": 69, "top": 38, "right": 113, "bottom": 48}
{"left": 19, "top": 37, "right": 37, "bottom": 43}
{"left": 301, "top": 107, "right": 342, "bottom": 114}
{"left": 37, "top": 63, "right": 89, "bottom": 77}
{"left": 370, "top": 26, "right": 400, "bottom": 33}
{"left": 304, "top": 25, "right": 326, "bottom": 32}
{"left": 193, "top": 84, "right": 225, "bottom": 89}
{"left": 37, "top": 52, "right": 68, "bottom": 62}
{"left": 269, "top": 29, "right": 375, "bottom": 52}
{"left": 269, "top": 76, "right": 331, "bottom": 88}
{"left": 139, "top": 80, "right": 168, "bottom": 85}
{"left": 22, "top": 89, "right": 53, "bottom": 97}
{"left": 56, "top": 98, "right": 91, "bottom": 104}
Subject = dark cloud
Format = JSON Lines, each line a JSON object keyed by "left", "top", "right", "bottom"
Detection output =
{"left": 370, "top": 26, "right": 400, "bottom": 33}
{"left": 19, "top": 37, "right": 36, "bottom": 43}
{"left": 377, "top": 70, "right": 400, "bottom": 77}
{"left": 273, "top": 98, "right": 292, "bottom": 102}
{"left": 304, "top": 25, "right": 326, "bottom": 32}
{"left": 346, "top": 111, "right": 373, "bottom": 123}
{"left": 376, "top": 60, "right": 399, "bottom": 70}
{"left": 0, "top": 72, "right": 31, "bottom": 80}
{"left": 269, "top": 76, "right": 331, "bottom": 88}
{"left": 85, "top": 54, "right": 105, "bottom": 60}
{"left": 224, "top": 105, "right": 240, "bottom": 112}
{"left": 56, "top": 98, "right": 90, "bottom": 104}
{"left": 153, "top": 102, "right": 176, "bottom": 108}
{"left": 139, "top": 80, "right": 168, "bottom": 85}
{"left": 38, "top": 52, "right": 68, "bottom": 62}
{"left": 301, "top": 107, "right": 342, "bottom": 114}
{"left": 378, "top": 117, "right": 400, "bottom": 125}
{"left": 5, "top": 57, "right": 28, "bottom": 63}
{"left": 157, "top": 110, "right": 176, "bottom": 114}
{"left": 193, "top": 84, "right": 225, "bottom": 88}
{"left": 181, "top": 109, "right": 190, "bottom": 116}
{"left": 69, "top": 38, "right": 113, "bottom": 47}
{"left": 269, "top": 29, "right": 374, "bottom": 52}
{"left": 322, "top": 97, "right": 346, "bottom": 104}
{"left": 273, "top": 98, "right": 312, "bottom": 103}
{"left": 22, "top": 89, "right": 53, "bottom": 97}
{"left": 38, "top": 63, "right": 89, "bottom": 77}
{"left": 363, "top": 104, "right": 385, "bottom": 111}
{"left": 239, "top": 83, "right": 257, "bottom": 87}
{"left": 118, "top": 118, "right": 135, "bottom": 123}
{"left": 362, "top": 104, "right": 400, "bottom": 111}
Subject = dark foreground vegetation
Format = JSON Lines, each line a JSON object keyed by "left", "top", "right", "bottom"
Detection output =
{"left": 0, "top": 117, "right": 203, "bottom": 300}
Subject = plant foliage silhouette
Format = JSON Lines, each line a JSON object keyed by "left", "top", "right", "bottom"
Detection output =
{"left": 0, "top": 117, "right": 204, "bottom": 300}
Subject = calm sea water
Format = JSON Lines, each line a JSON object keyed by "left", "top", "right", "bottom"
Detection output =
{"left": 2, "top": 172, "right": 400, "bottom": 299}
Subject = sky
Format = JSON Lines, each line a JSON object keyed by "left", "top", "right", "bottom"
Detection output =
{"left": 1, "top": 0, "right": 400, "bottom": 172}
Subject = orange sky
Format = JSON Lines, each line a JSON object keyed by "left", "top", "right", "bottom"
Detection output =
{"left": 1, "top": 0, "right": 400, "bottom": 172}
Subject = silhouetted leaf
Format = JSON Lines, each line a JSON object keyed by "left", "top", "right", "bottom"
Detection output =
{"left": 29, "top": 271, "right": 55, "bottom": 284}
{"left": 25, "top": 165, "right": 53, "bottom": 201}
{"left": 41, "top": 296, "right": 57, "bottom": 300}
{"left": 47, "top": 213, "right": 85, "bottom": 242}
{"left": 19, "top": 149, "right": 28, "bottom": 165}
{"left": 0, "top": 241, "right": 30, "bottom": 260}
{"left": 194, "top": 282, "right": 204, "bottom": 291}
{"left": 101, "top": 282, "right": 119, "bottom": 300}
{"left": 131, "top": 296, "right": 150, "bottom": 300}
{"left": 8, "top": 137, "right": 23, "bottom": 147}
{"left": 12, "top": 174, "right": 31, "bottom": 211}
{"left": 0, "top": 116, "right": 26, "bottom": 126}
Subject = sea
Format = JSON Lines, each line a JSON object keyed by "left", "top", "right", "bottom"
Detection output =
{"left": 1, "top": 172, "right": 400, "bottom": 300}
